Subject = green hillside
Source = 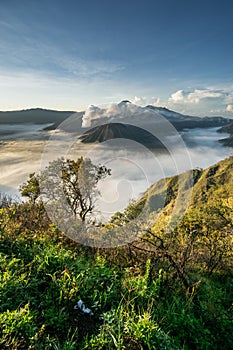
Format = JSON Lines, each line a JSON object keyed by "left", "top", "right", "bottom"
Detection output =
{"left": 149, "top": 153, "right": 233, "bottom": 215}
{"left": 112, "top": 154, "right": 233, "bottom": 230}
{"left": 0, "top": 155, "right": 233, "bottom": 349}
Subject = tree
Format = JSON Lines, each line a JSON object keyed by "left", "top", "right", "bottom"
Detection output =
{"left": 60, "top": 157, "right": 111, "bottom": 221}
{"left": 20, "top": 157, "right": 111, "bottom": 223}
{"left": 0, "top": 193, "right": 15, "bottom": 209}
{"left": 20, "top": 172, "right": 40, "bottom": 204}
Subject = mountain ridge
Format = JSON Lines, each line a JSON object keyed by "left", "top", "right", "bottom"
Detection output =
{"left": 111, "top": 154, "right": 233, "bottom": 231}
{"left": 0, "top": 108, "right": 76, "bottom": 125}
{"left": 79, "top": 122, "right": 167, "bottom": 150}
{"left": 1, "top": 104, "right": 233, "bottom": 143}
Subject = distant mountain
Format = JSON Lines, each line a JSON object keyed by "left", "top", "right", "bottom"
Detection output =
{"left": 146, "top": 104, "right": 230, "bottom": 130}
{"left": 86, "top": 100, "right": 230, "bottom": 132}
{"left": 80, "top": 102, "right": 232, "bottom": 146}
{"left": 218, "top": 123, "right": 233, "bottom": 147}
{"left": 118, "top": 100, "right": 132, "bottom": 106}
{"left": 79, "top": 122, "right": 166, "bottom": 150}
{"left": 0, "top": 105, "right": 232, "bottom": 143}
{"left": 219, "top": 135, "right": 233, "bottom": 147}
{"left": 0, "top": 108, "right": 76, "bottom": 126}
{"left": 219, "top": 124, "right": 233, "bottom": 134}
{"left": 146, "top": 105, "right": 194, "bottom": 120}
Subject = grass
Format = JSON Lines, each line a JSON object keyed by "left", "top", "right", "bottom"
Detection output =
{"left": 0, "top": 200, "right": 232, "bottom": 349}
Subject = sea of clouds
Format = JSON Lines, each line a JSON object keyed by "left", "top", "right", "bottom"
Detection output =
{"left": 0, "top": 103, "right": 232, "bottom": 222}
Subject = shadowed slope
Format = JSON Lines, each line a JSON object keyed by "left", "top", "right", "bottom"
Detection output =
{"left": 79, "top": 122, "right": 167, "bottom": 150}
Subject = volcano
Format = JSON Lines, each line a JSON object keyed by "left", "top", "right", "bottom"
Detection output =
{"left": 79, "top": 122, "right": 166, "bottom": 150}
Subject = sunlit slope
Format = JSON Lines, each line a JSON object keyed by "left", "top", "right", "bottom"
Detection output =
{"left": 116, "top": 154, "right": 233, "bottom": 227}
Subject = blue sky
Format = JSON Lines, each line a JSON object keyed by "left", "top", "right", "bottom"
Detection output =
{"left": 1, "top": 0, "right": 233, "bottom": 115}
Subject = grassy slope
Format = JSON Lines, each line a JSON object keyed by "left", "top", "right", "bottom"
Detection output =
{"left": 138, "top": 154, "right": 233, "bottom": 222}
{"left": 0, "top": 156, "right": 233, "bottom": 349}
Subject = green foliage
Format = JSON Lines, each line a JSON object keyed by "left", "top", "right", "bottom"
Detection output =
{"left": 0, "top": 303, "right": 38, "bottom": 349}
{"left": 20, "top": 172, "right": 40, "bottom": 204}
{"left": 20, "top": 157, "right": 111, "bottom": 222}
{"left": 61, "top": 157, "right": 111, "bottom": 221}
{"left": 0, "top": 192, "right": 15, "bottom": 208}
{"left": 1, "top": 155, "right": 233, "bottom": 349}
{"left": 83, "top": 305, "right": 178, "bottom": 350}
{"left": 110, "top": 199, "right": 145, "bottom": 225}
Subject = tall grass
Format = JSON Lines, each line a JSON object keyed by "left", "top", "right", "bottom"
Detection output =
{"left": 0, "top": 202, "right": 232, "bottom": 349}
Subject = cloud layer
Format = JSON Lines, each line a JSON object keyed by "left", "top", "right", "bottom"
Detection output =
{"left": 129, "top": 88, "right": 233, "bottom": 117}
{"left": 82, "top": 101, "right": 154, "bottom": 127}
{"left": 166, "top": 88, "right": 233, "bottom": 116}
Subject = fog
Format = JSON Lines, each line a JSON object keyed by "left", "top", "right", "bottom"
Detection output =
{"left": 0, "top": 122, "right": 232, "bottom": 221}
{"left": 82, "top": 127, "right": 232, "bottom": 219}
{"left": 0, "top": 123, "right": 53, "bottom": 139}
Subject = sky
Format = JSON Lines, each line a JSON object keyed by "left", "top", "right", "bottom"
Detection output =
{"left": 1, "top": 0, "right": 233, "bottom": 116}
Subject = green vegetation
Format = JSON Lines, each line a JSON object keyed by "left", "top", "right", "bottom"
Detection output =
{"left": 20, "top": 157, "right": 111, "bottom": 222}
{"left": 0, "top": 155, "right": 233, "bottom": 349}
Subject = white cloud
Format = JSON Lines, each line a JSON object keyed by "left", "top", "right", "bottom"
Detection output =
{"left": 150, "top": 97, "right": 161, "bottom": 106}
{"left": 169, "top": 88, "right": 223, "bottom": 104}
{"left": 132, "top": 96, "right": 146, "bottom": 105}
{"left": 187, "top": 89, "right": 223, "bottom": 103}
{"left": 166, "top": 87, "right": 233, "bottom": 116}
{"left": 131, "top": 96, "right": 161, "bottom": 107}
{"left": 169, "top": 90, "right": 185, "bottom": 103}
{"left": 226, "top": 104, "right": 233, "bottom": 112}
{"left": 81, "top": 101, "right": 157, "bottom": 127}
